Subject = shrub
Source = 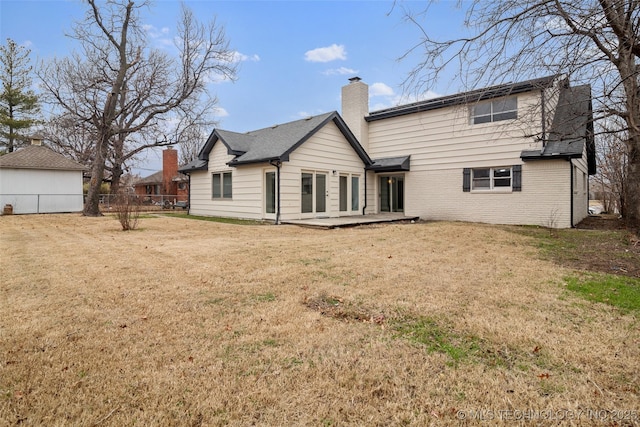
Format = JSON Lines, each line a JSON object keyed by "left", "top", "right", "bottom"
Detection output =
{"left": 114, "top": 192, "right": 141, "bottom": 231}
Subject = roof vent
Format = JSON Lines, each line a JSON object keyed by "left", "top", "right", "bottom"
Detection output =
{"left": 30, "top": 135, "right": 44, "bottom": 146}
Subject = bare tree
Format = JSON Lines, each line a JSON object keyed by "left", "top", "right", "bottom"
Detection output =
{"left": 44, "top": 113, "right": 96, "bottom": 166}
{"left": 593, "top": 118, "right": 628, "bottom": 214}
{"left": 38, "top": 0, "right": 236, "bottom": 216}
{"left": 400, "top": 0, "right": 639, "bottom": 233}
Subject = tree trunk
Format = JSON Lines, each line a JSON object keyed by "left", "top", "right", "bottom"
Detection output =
{"left": 625, "top": 141, "right": 640, "bottom": 234}
{"left": 83, "top": 134, "right": 110, "bottom": 216}
{"left": 110, "top": 164, "right": 123, "bottom": 195}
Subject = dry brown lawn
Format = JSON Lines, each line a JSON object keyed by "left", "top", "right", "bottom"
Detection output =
{"left": 1, "top": 214, "right": 638, "bottom": 426}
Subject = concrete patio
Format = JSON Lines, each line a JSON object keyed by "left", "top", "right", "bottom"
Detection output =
{"left": 282, "top": 213, "right": 419, "bottom": 229}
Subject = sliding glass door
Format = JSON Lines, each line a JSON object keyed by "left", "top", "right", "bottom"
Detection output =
{"left": 301, "top": 171, "right": 327, "bottom": 216}
{"left": 379, "top": 175, "right": 404, "bottom": 213}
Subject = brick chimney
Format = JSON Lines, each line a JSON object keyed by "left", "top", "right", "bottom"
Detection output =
{"left": 162, "top": 147, "right": 178, "bottom": 195}
{"left": 341, "top": 77, "right": 369, "bottom": 151}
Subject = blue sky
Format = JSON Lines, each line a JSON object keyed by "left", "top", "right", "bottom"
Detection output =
{"left": 1, "top": 0, "right": 467, "bottom": 172}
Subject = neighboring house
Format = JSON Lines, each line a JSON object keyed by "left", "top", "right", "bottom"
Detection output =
{"left": 133, "top": 147, "right": 189, "bottom": 205}
{"left": 180, "top": 75, "right": 595, "bottom": 228}
{"left": 0, "top": 138, "right": 86, "bottom": 214}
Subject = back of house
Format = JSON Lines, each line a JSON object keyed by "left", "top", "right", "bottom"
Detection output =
{"left": 181, "top": 75, "right": 594, "bottom": 228}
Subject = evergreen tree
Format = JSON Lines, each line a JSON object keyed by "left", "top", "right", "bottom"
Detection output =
{"left": 0, "top": 38, "right": 40, "bottom": 153}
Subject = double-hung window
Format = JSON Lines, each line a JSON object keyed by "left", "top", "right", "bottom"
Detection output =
{"left": 212, "top": 171, "right": 232, "bottom": 199}
{"left": 471, "top": 96, "right": 517, "bottom": 124}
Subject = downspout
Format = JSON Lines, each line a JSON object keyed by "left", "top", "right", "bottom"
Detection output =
{"left": 269, "top": 160, "right": 281, "bottom": 225}
{"left": 362, "top": 168, "right": 367, "bottom": 215}
{"left": 187, "top": 174, "right": 191, "bottom": 214}
{"left": 540, "top": 88, "right": 546, "bottom": 147}
{"left": 570, "top": 159, "right": 574, "bottom": 228}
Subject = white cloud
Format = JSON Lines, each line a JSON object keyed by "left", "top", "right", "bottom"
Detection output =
{"left": 143, "top": 23, "right": 173, "bottom": 48}
{"left": 322, "top": 67, "right": 358, "bottom": 76}
{"left": 369, "top": 83, "right": 441, "bottom": 111}
{"left": 370, "top": 82, "right": 395, "bottom": 97}
{"left": 304, "top": 44, "right": 347, "bottom": 63}
{"left": 213, "top": 107, "right": 229, "bottom": 118}
{"left": 231, "top": 51, "right": 260, "bottom": 63}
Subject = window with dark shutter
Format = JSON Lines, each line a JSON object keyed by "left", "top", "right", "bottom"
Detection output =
{"left": 463, "top": 168, "right": 471, "bottom": 192}
{"left": 512, "top": 165, "right": 522, "bottom": 191}
{"left": 466, "top": 166, "right": 517, "bottom": 191}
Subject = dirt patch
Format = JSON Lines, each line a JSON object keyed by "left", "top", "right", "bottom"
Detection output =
{"left": 541, "top": 215, "right": 640, "bottom": 278}
{"left": 575, "top": 214, "right": 627, "bottom": 230}
{"left": 303, "top": 294, "right": 388, "bottom": 324}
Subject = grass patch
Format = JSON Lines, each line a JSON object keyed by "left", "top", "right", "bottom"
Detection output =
{"left": 391, "top": 315, "right": 557, "bottom": 371}
{"left": 164, "top": 213, "right": 266, "bottom": 225}
{"left": 391, "top": 316, "right": 482, "bottom": 365}
{"left": 253, "top": 292, "right": 276, "bottom": 303}
{"left": 565, "top": 273, "right": 640, "bottom": 313}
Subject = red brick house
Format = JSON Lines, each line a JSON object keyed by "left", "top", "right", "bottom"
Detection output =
{"left": 134, "top": 148, "right": 189, "bottom": 206}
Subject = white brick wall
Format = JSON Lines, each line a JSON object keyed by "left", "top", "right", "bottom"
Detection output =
{"left": 395, "top": 161, "right": 572, "bottom": 227}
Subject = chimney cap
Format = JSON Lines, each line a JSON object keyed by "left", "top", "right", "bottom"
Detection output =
{"left": 348, "top": 76, "right": 362, "bottom": 83}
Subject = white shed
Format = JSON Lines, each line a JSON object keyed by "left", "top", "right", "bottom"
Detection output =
{"left": 0, "top": 142, "right": 86, "bottom": 215}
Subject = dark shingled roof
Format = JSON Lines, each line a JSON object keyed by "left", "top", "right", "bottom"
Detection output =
{"left": 134, "top": 170, "right": 163, "bottom": 185}
{"left": 0, "top": 145, "right": 86, "bottom": 171}
{"left": 134, "top": 170, "right": 189, "bottom": 185}
{"left": 367, "top": 156, "right": 411, "bottom": 172}
{"left": 180, "top": 111, "right": 371, "bottom": 172}
{"left": 521, "top": 83, "right": 596, "bottom": 175}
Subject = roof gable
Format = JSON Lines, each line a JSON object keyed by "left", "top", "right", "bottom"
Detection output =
{"left": 0, "top": 145, "right": 87, "bottom": 171}
{"left": 520, "top": 83, "right": 596, "bottom": 174}
{"left": 181, "top": 111, "right": 371, "bottom": 172}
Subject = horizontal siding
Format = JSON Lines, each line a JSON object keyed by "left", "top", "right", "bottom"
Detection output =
{"left": 188, "top": 121, "right": 367, "bottom": 221}
{"left": 368, "top": 92, "right": 544, "bottom": 171}
{"left": 280, "top": 121, "right": 367, "bottom": 219}
{"left": 188, "top": 142, "right": 264, "bottom": 219}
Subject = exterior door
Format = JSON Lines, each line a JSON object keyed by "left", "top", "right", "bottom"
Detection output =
{"left": 265, "top": 171, "right": 276, "bottom": 216}
{"left": 301, "top": 171, "right": 327, "bottom": 216}
{"left": 339, "top": 175, "right": 348, "bottom": 212}
{"left": 379, "top": 175, "right": 404, "bottom": 213}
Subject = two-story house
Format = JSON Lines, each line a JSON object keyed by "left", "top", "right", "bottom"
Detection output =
{"left": 179, "top": 75, "right": 595, "bottom": 228}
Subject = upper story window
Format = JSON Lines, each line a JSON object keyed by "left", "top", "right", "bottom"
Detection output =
{"left": 471, "top": 96, "right": 518, "bottom": 124}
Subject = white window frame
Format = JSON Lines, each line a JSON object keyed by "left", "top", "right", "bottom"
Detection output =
{"left": 470, "top": 96, "right": 518, "bottom": 124}
{"left": 212, "top": 171, "right": 232, "bottom": 199}
{"left": 471, "top": 167, "right": 512, "bottom": 191}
